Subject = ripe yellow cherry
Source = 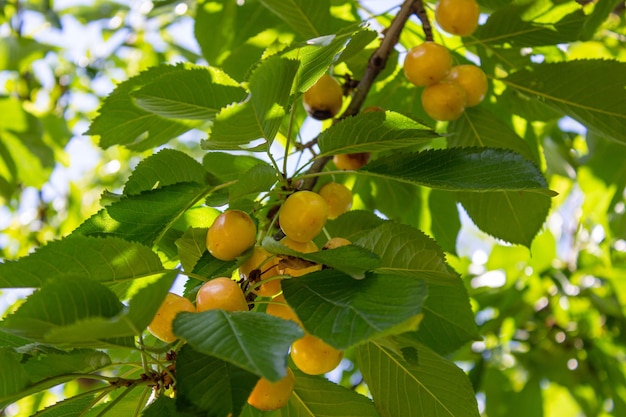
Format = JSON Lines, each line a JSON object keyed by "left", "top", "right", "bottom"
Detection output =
{"left": 290, "top": 334, "right": 343, "bottom": 375}
{"left": 421, "top": 81, "right": 467, "bottom": 121}
{"left": 206, "top": 210, "right": 256, "bottom": 261}
{"left": 278, "top": 237, "right": 321, "bottom": 277}
{"left": 403, "top": 42, "right": 452, "bottom": 87}
{"left": 147, "top": 293, "right": 196, "bottom": 343}
{"left": 196, "top": 277, "right": 248, "bottom": 312}
{"left": 332, "top": 152, "right": 371, "bottom": 170}
{"left": 279, "top": 191, "right": 328, "bottom": 243}
{"left": 239, "top": 246, "right": 282, "bottom": 297}
{"left": 302, "top": 74, "right": 343, "bottom": 120}
{"left": 318, "top": 182, "right": 353, "bottom": 220}
{"left": 436, "top": 0, "right": 480, "bottom": 37}
{"left": 447, "top": 64, "right": 488, "bottom": 107}
{"left": 247, "top": 368, "right": 295, "bottom": 411}
{"left": 266, "top": 294, "right": 302, "bottom": 327}
{"left": 323, "top": 237, "right": 352, "bottom": 250}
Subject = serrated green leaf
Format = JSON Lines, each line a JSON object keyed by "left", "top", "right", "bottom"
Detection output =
{"left": 44, "top": 271, "right": 176, "bottom": 346}
{"left": 0, "top": 348, "right": 30, "bottom": 406}
{"left": 73, "top": 183, "right": 210, "bottom": 246}
{"left": 360, "top": 148, "right": 555, "bottom": 195}
{"left": 202, "top": 102, "right": 267, "bottom": 152}
{"left": 22, "top": 349, "right": 111, "bottom": 382}
{"left": 31, "top": 392, "right": 102, "bottom": 417}
{"left": 86, "top": 64, "right": 198, "bottom": 150}
{"left": 474, "top": 4, "right": 585, "bottom": 47}
{"left": 124, "top": 149, "right": 209, "bottom": 196}
{"left": 249, "top": 56, "right": 299, "bottom": 142}
{"left": 229, "top": 164, "right": 279, "bottom": 201}
{"left": 240, "top": 369, "right": 381, "bottom": 416}
{"left": 447, "top": 107, "right": 537, "bottom": 163}
{"left": 81, "top": 383, "right": 146, "bottom": 417}
{"left": 176, "top": 345, "right": 258, "bottom": 417}
{"left": 0, "top": 236, "right": 164, "bottom": 293}
{"left": 458, "top": 190, "right": 552, "bottom": 247}
{"left": 143, "top": 395, "right": 194, "bottom": 417}
{"left": 317, "top": 111, "right": 439, "bottom": 156}
{"left": 262, "top": 236, "right": 381, "bottom": 279}
{"left": 176, "top": 227, "right": 208, "bottom": 274}
{"left": 203, "top": 152, "right": 268, "bottom": 182}
{"left": 355, "top": 222, "right": 458, "bottom": 284}
{"left": 320, "top": 210, "right": 386, "bottom": 244}
{"left": 356, "top": 341, "right": 480, "bottom": 417}
{"left": 174, "top": 310, "right": 304, "bottom": 381}
{"left": 282, "top": 270, "right": 426, "bottom": 349}
{"left": 414, "top": 276, "right": 479, "bottom": 354}
{"left": 259, "top": 0, "right": 332, "bottom": 39}
{"left": 131, "top": 66, "right": 245, "bottom": 120}
{"left": 1, "top": 277, "right": 124, "bottom": 344}
{"left": 501, "top": 60, "right": 626, "bottom": 143}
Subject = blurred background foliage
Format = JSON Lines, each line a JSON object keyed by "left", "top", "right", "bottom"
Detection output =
{"left": 1, "top": 0, "right": 625, "bottom": 416}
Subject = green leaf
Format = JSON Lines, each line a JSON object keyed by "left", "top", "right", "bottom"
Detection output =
{"left": 0, "top": 348, "right": 31, "bottom": 406}
{"left": 259, "top": 0, "right": 332, "bottom": 39}
{"left": 262, "top": 236, "right": 381, "bottom": 279}
{"left": 317, "top": 111, "right": 440, "bottom": 156}
{"left": 321, "top": 210, "right": 386, "bottom": 244}
{"left": 143, "top": 396, "right": 194, "bottom": 417}
{"left": 356, "top": 341, "right": 480, "bottom": 417}
{"left": 240, "top": 369, "right": 381, "bottom": 416}
{"left": 73, "top": 183, "right": 209, "bottom": 246}
{"left": 249, "top": 56, "right": 300, "bottom": 142}
{"left": 22, "top": 349, "right": 111, "bottom": 382}
{"left": 229, "top": 164, "right": 279, "bottom": 201}
{"left": 458, "top": 190, "right": 552, "bottom": 247}
{"left": 501, "top": 60, "right": 626, "bottom": 143}
{"left": 282, "top": 270, "right": 426, "bottom": 349}
{"left": 174, "top": 310, "right": 304, "bottom": 381}
{"left": 176, "top": 345, "right": 258, "bottom": 417}
{"left": 428, "top": 190, "right": 461, "bottom": 255}
{"left": 31, "top": 392, "right": 103, "bottom": 417}
{"left": 475, "top": 4, "right": 585, "bottom": 47}
{"left": 203, "top": 152, "right": 269, "bottom": 182}
{"left": 202, "top": 101, "right": 267, "bottom": 151}
{"left": 87, "top": 64, "right": 199, "bottom": 150}
{"left": 44, "top": 271, "right": 176, "bottom": 346}
{"left": 360, "top": 148, "right": 555, "bottom": 195}
{"left": 124, "top": 149, "right": 209, "bottom": 196}
{"left": 447, "top": 107, "right": 537, "bottom": 163}
{"left": 355, "top": 222, "right": 458, "bottom": 284}
{"left": 176, "top": 227, "right": 209, "bottom": 274}
{"left": 0, "top": 236, "right": 164, "bottom": 292}
{"left": 131, "top": 65, "right": 245, "bottom": 120}
{"left": 1, "top": 277, "right": 125, "bottom": 344}
{"left": 414, "top": 276, "right": 479, "bottom": 354}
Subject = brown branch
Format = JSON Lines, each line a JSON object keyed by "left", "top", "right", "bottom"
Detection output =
{"left": 299, "top": 0, "right": 420, "bottom": 190}
{"left": 413, "top": 0, "right": 434, "bottom": 42}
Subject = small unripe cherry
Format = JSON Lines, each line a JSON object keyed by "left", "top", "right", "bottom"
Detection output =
{"left": 303, "top": 74, "right": 343, "bottom": 120}
{"left": 436, "top": 0, "right": 480, "bottom": 37}
{"left": 196, "top": 277, "right": 248, "bottom": 312}
{"left": 206, "top": 210, "right": 256, "bottom": 261}
{"left": 332, "top": 152, "right": 371, "bottom": 170}
{"left": 403, "top": 42, "right": 452, "bottom": 87}
{"left": 447, "top": 64, "right": 488, "bottom": 107}
{"left": 421, "top": 81, "right": 467, "bottom": 121}
{"left": 147, "top": 293, "right": 196, "bottom": 343}
{"left": 279, "top": 191, "right": 328, "bottom": 243}
{"left": 247, "top": 368, "right": 295, "bottom": 411}
{"left": 317, "top": 182, "right": 353, "bottom": 220}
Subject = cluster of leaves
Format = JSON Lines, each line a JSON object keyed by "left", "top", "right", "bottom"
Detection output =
{"left": 0, "top": 0, "right": 625, "bottom": 416}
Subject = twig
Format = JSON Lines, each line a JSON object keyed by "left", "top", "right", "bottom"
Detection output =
{"left": 413, "top": 0, "right": 434, "bottom": 42}
{"left": 299, "top": 0, "right": 420, "bottom": 190}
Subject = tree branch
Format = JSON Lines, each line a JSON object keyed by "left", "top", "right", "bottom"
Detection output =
{"left": 299, "top": 0, "right": 420, "bottom": 190}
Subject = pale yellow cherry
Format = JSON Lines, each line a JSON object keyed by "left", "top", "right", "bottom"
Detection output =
{"left": 323, "top": 237, "right": 352, "bottom": 250}
{"left": 447, "top": 64, "right": 488, "bottom": 107}
{"left": 278, "top": 237, "right": 321, "bottom": 277}
{"left": 333, "top": 152, "right": 371, "bottom": 170}
{"left": 279, "top": 191, "right": 328, "bottom": 243}
{"left": 147, "top": 293, "right": 195, "bottom": 343}
{"left": 436, "top": 0, "right": 480, "bottom": 37}
{"left": 196, "top": 277, "right": 248, "bottom": 312}
{"left": 318, "top": 182, "right": 353, "bottom": 220}
{"left": 206, "top": 210, "right": 256, "bottom": 261}
{"left": 290, "top": 334, "right": 343, "bottom": 375}
{"left": 247, "top": 368, "right": 295, "bottom": 411}
{"left": 303, "top": 74, "right": 343, "bottom": 120}
{"left": 421, "top": 81, "right": 467, "bottom": 121}
{"left": 404, "top": 42, "right": 452, "bottom": 87}
{"left": 239, "top": 246, "right": 282, "bottom": 297}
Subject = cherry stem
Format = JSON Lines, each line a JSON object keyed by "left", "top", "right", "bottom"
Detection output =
{"left": 413, "top": 0, "right": 434, "bottom": 42}
{"left": 299, "top": 0, "right": 420, "bottom": 191}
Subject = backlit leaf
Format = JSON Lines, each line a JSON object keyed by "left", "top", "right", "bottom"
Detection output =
{"left": 259, "top": 0, "right": 332, "bottom": 39}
